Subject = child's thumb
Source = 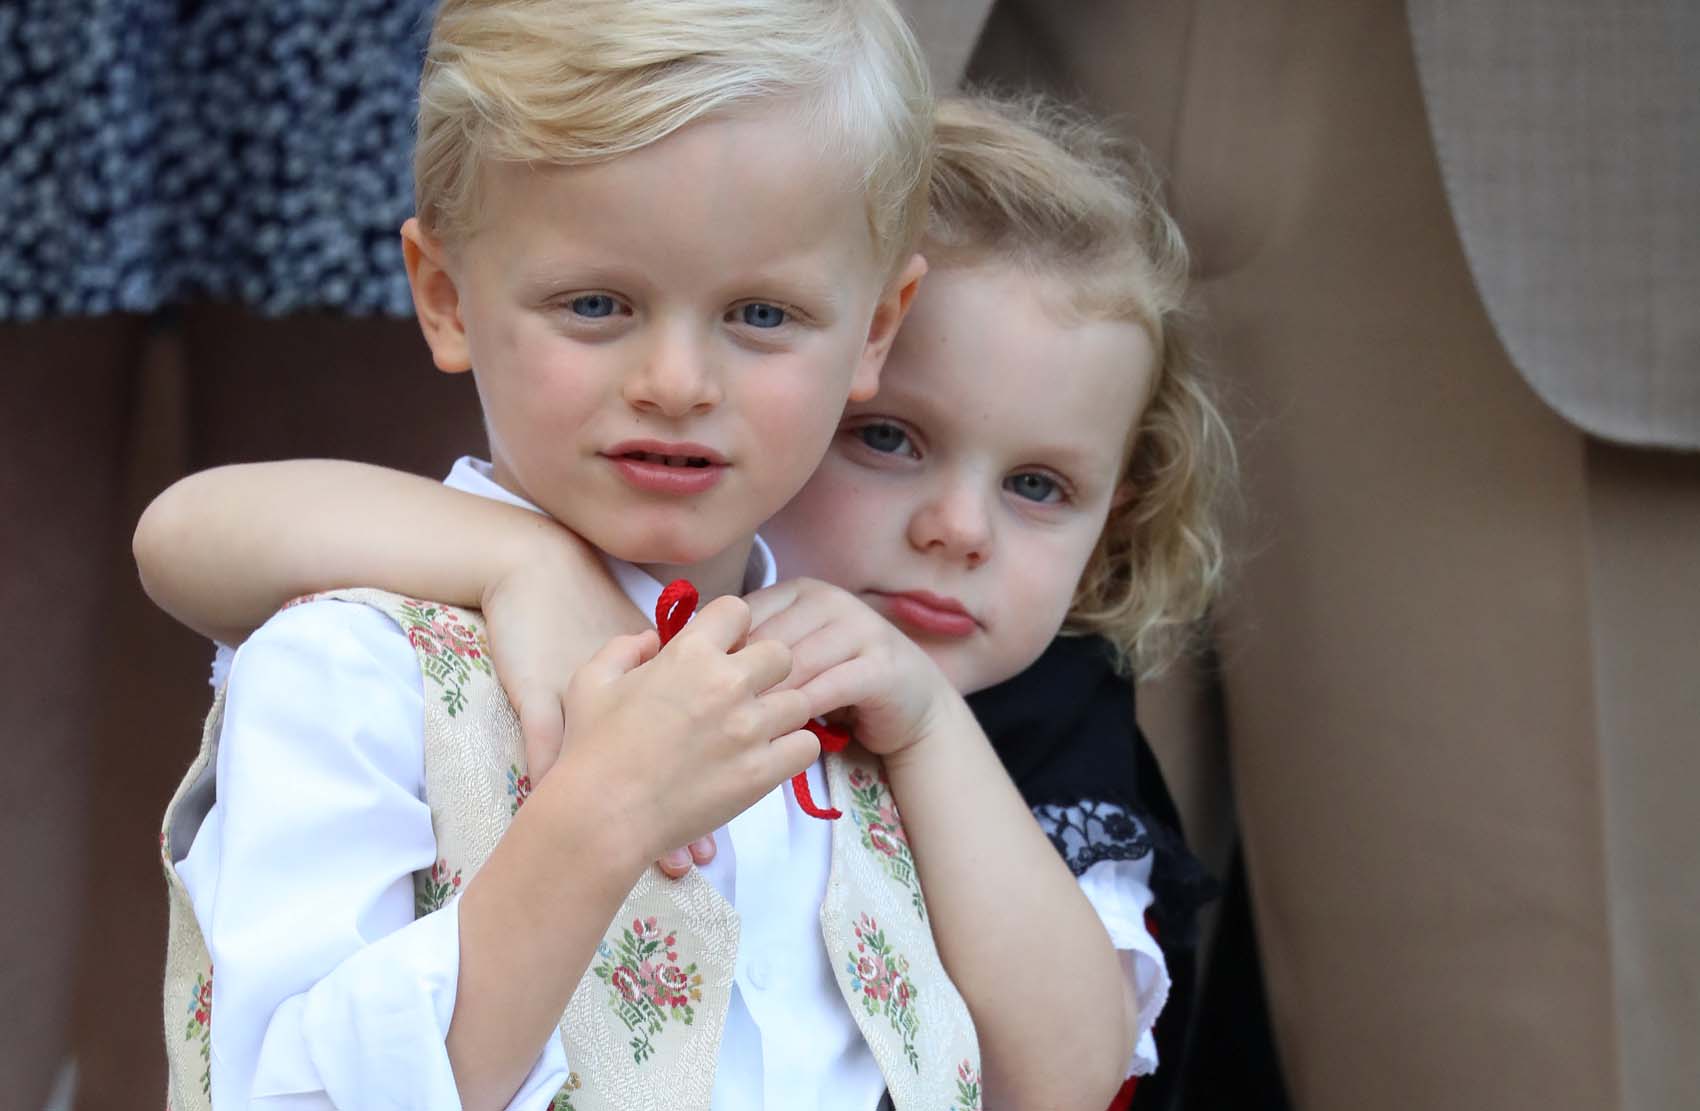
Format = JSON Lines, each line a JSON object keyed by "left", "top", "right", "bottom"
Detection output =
{"left": 581, "top": 628, "right": 661, "bottom": 682}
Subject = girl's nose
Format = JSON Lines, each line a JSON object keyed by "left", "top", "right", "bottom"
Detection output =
{"left": 906, "top": 480, "right": 991, "bottom": 568}
{"left": 623, "top": 328, "right": 722, "bottom": 418}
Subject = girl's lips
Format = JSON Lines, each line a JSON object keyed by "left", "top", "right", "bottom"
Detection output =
{"left": 869, "top": 590, "right": 979, "bottom": 639}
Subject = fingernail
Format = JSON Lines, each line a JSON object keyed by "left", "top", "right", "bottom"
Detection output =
{"left": 661, "top": 848, "right": 691, "bottom": 872}
{"left": 690, "top": 837, "right": 715, "bottom": 863}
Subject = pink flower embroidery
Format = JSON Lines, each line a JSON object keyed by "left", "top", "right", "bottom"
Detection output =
{"left": 846, "top": 762, "right": 925, "bottom": 919}
{"left": 397, "top": 599, "right": 494, "bottom": 717}
{"left": 954, "top": 1059, "right": 983, "bottom": 1110}
{"left": 866, "top": 823, "right": 903, "bottom": 857}
{"left": 416, "top": 859, "right": 463, "bottom": 915}
{"left": 845, "top": 913, "right": 920, "bottom": 1071}
{"left": 593, "top": 917, "right": 705, "bottom": 1065}
{"left": 610, "top": 965, "right": 641, "bottom": 1004}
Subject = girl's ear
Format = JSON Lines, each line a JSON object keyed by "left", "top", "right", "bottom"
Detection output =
{"left": 849, "top": 252, "right": 929, "bottom": 402}
{"left": 401, "top": 218, "right": 473, "bottom": 374}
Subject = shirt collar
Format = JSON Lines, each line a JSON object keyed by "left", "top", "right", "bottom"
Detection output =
{"left": 444, "top": 456, "right": 777, "bottom": 622}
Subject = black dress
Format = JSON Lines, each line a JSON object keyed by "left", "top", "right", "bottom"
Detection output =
{"left": 966, "top": 634, "right": 1217, "bottom": 1111}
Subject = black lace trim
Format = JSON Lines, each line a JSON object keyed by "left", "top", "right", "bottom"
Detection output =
{"left": 1032, "top": 800, "right": 1154, "bottom": 878}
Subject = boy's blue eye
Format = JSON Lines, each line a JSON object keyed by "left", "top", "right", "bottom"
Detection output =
{"left": 856, "top": 422, "right": 912, "bottom": 455}
{"left": 738, "top": 302, "right": 788, "bottom": 329}
{"left": 569, "top": 294, "right": 619, "bottom": 319}
{"left": 1006, "top": 472, "right": 1061, "bottom": 503}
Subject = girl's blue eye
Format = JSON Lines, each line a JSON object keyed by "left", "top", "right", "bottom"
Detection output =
{"left": 856, "top": 422, "right": 913, "bottom": 455}
{"left": 569, "top": 294, "right": 619, "bottom": 319}
{"left": 1006, "top": 472, "right": 1061, "bottom": 503}
{"left": 739, "top": 302, "right": 788, "bottom": 328}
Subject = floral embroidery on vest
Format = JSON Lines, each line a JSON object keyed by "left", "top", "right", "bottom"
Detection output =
{"left": 507, "top": 763, "right": 532, "bottom": 814}
{"left": 847, "top": 913, "right": 920, "bottom": 1071}
{"left": 546, "top": 1072, "right": 583, "bottom": 1110}
{"left": 953, "top": 1059, "right": 984, "bottom": 1110}
{"left": 416, "top": 858, "right": 462, "bottom": 916}
{"left": 396, "top": 598, "right": 493, "bottom": 716}
{"left": 183, "top": 966, "right": 213, "bottom": 1095}
{"left": 592, "top": 916, "right": 706, "bottom": 1064}
{"left": 846, "top": 766, "right": 925, "bottom": 921}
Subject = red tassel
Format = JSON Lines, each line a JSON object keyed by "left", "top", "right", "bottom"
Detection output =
{"left": 653, "top": 580, "right": 845, "bottom": 821}
{"left": 654, "top": 579, "right": 698, "bottom": 646}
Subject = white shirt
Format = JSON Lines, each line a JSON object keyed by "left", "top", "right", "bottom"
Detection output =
{"left": 179, "top": 457, "right": 1166, "bottom": 1109}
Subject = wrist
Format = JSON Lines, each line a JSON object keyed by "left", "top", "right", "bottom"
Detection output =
{"left": 521, "top": 751, "right": 653, "bottom": 892}
{"left": 883, "top": 687, "right": 975, "bottom": 776}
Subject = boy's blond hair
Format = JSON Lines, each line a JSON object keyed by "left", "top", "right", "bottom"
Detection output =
{"left": 415, "top": 0, "right": 933, "bottom": 276}
{"left": 928, "top": 92, "right": 1236, "bottom": 677}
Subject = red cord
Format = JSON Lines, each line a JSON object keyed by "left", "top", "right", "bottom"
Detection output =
{"left": 654, "top": 579, "right": 843, "bottom": 821}
{"left": 791, "top": 721, "right": 850, "bottom": 819}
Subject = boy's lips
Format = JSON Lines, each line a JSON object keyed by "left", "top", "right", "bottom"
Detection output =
{"left": 603, "top": 440, "right": 727, "bottom": 495}
{"left": 867, "top": 590, "right": 980, "bottom": 639}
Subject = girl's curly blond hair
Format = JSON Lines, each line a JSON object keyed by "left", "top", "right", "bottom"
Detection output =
{"left": 928, "top": 92, "right": 1236, "bottom": 676}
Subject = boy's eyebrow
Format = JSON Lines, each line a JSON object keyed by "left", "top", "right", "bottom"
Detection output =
{"left": 514, "top": 261, "right": 848, "bottom": 312}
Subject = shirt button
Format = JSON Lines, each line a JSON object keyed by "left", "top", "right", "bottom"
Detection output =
{"left": 747, "top": 958, "right": 770, "bottom": 990}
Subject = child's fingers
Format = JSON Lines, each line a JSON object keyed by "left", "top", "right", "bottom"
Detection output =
{"left": 655, "top": 835, "right": 718, "bottom": 880}
{"left": 578, "top": 628, "right": 660, "bottom": 685}
{"left": 763, "top": 725, "right": 825, "bottom": 783}
{"left": 789, "top": 656, "right": 883, "bottom": 723}
{"left": 742, "top": 580, "right": 802, "bottom": 628}
{"left": 732, "top": 637, "right": 794, "bottom": 695}
{"left": 675, "top": 594, "right": 753, "bottom": 652}
{"left": 754, "top": 687, "right": 814, "bottom": 742}
{"left": 746, "top": 584, "right": 842, "bottom": 648}
{"left": 770, "top": 621, "right": 864, "bottom": 695}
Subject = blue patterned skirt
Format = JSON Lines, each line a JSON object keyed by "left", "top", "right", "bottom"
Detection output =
{"left": 0, "top": 0, "right": 435, "bottom": 319}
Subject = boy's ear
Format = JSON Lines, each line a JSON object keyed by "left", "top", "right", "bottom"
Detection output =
{"left": 401, "top": 217, "right": 473, "bottom": 374}
{"left": 849, "top": 252, "right": 928, "bottom": 402}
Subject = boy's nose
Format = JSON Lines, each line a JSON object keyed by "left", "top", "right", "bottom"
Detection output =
{"left": 906, "top": 482, "right": 991, "bottom": 568}
{"left": 623, "top": 332, "right": 722, "bottom": 418}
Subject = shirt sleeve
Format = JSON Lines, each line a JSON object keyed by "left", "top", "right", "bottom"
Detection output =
{"left": 1076, "top": 853, "right": 1171, "bottom": 1078}
{"left": 175, "top": 600, "right": 567, "bottom": 1109}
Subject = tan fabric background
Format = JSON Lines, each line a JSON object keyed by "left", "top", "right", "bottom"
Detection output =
{"left": 940, "top": 1, "right": 1700, "bottom": 1109}
{"left": 1408, "top": 1, "right": 1700, "bottom": 449}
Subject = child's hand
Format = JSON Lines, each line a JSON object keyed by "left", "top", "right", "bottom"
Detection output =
{"left": 479, "top": 559, "right": 719, "bottom": 877}
{"left": 478, "top": 550, "right": 646, "bottom": 781}
{"left": 554, "top": 596, "right": 821, "bottom": 867}
{"left": 745, "top": 579, "right": 957, "bottom": 759}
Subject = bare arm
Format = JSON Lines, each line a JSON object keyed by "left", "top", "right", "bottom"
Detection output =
{"left": 748, "top": 580, "right": 1135, "bottom": 1109}
{"left": 882, "top": 697, "right": 1136, "bottom": 1110}
{"left": 134, "top": 459, "right": 651, "bottom": 778}
{"left": 133, "top": 460, "right": 637, "bottom": 645}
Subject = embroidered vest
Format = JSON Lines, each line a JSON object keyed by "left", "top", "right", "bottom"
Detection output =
{"left": 160, "top": 589, "right": 982, "bottom": 1111}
